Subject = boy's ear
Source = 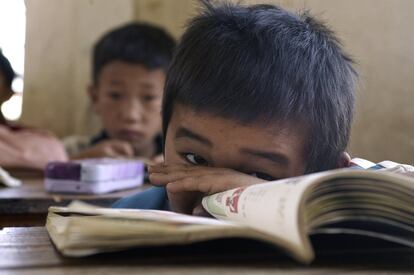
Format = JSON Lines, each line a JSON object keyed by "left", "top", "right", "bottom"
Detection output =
{"left": 87, "top": 84, "right": 101, "bottom": 114}
{"left": 87, "top": 84, "right": 98, "bottom": 104}
{"left": 337, "top": 151, "right": 351, "bottom": 168}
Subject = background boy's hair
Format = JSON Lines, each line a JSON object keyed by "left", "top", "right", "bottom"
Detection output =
{"left": 162, "top": 1, "right": 357, "bottom": 173}
{"left": 92, "top": 22, "right": 176, "bottom": 84}
{"left": 0, "top": 49, "right": 16, "bottom": 89}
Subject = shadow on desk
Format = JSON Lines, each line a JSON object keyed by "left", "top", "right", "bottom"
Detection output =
{"left": 0, "top": 177, "right": 149, "bottom": 228}
{"left": 5, "top": 167, "right": 44, "bottom": 179}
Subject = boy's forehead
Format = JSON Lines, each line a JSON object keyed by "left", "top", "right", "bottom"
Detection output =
{"left": 169, "top": 104, "right": 307, "bottom": 149}
{"left": 96, "top": 61, "right": 166, "bottom": 84}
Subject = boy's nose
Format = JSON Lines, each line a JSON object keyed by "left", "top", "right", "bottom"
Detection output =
{"left": 120, "top": 100, "right": 143, "bottom": 123}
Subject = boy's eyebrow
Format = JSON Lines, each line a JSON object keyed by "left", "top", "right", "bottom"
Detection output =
{"left": 139, "top": 82, "right": 156, "bottom": 90}
{"left": 109, "top": 80, "right": 124, "bottom": 85}
{"left": 241, "top": 148, "right": 289, "bottom": 166}
{"left": 175, "top": 127, "right": 212, "bottom": 146}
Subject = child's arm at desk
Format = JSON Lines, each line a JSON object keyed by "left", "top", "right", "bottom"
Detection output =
{"left": 0, "top": 126, "right": 67, "bottom": 170}
{"left": 148, "top": 164, "right": 265, "bottom": 215}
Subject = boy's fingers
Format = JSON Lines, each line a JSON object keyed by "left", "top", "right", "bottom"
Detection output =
{"left": 148, "top": 164, "right": 183, "bottom": 173}
{"left": 151, "top": 154, "right": 164, "bottom": 164}
{"left": 148, "top": 164, "right": 203, "bottom": 173}
{"left": 148, "top": 164, "right": 232, "bottom": 177}
{"left": 167, "top": 173, "right": 265, "bottom": 195}
{"left": 149, "top": 166, "right": 232, "bottom": 185}
{"left": 110, "top": 141, "right": 134, "bottom": 157}
{"left": 167, "top": 176, "right": 222, "bottom": 195}
{"left": 149, "top": 169, "right": 211, "bottom": 185}
{"left": 100, "top": 150, "right": 122, "bottom": 158}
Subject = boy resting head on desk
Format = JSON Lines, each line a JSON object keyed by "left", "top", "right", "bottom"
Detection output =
{"left": 64, "top": 23, "right": 175, "bottom": 163}
{"left": 113, "top": 1, "right": 356, "bottom": 214}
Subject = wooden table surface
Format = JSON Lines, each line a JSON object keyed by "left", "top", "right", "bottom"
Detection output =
{"left": 1, "top": 227, "right": 414, "bottom": 274}
{"left": 0, "top": 178, "right": 148, "bottom": 227}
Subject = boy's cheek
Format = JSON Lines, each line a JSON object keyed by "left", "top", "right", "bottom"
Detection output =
{"left": 163, "top": 149, "right": 185, "bottom": 166}
{"left": 92, "top": 99, "right": 115, "bottom": 117}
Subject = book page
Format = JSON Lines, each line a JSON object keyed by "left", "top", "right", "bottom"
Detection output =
{"left": 50, "top": 169, "right": 414, "bottom": 263}
{"left": 202, "top": 174, "right": 323, "bottom": 262}
{"left": 51, "top": 200, "right": 231, "bottom": 226}
{"left": 48, "top": 201, "right": 305, "bottom": 260}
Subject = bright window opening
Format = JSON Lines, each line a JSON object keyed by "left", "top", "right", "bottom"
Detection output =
{"left": 0, "top": 0, "right": 26, "bottom": 121}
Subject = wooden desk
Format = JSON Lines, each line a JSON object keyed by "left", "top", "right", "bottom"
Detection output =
{"left": 0, "top": 179, "right": 148, "bottom": 227}
{"left": 1, "top": 227, "right": 414, "bottom": 274}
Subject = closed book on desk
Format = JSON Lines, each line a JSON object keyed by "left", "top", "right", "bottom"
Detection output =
{"left": 46, "top": 168, "right": 414, "bottom": 263}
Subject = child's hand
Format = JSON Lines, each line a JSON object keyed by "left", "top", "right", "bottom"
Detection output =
{"left": 0, "top": 126, "right": 68, "bottom": 169}
{"left": 148, "top": 164, "right": 266, "bottom": 215}
{"left": 72, "top": 140, "right": 134, "bottom": 159}
{"left": 151, "top": 154, "right": 164, "bottom": 165}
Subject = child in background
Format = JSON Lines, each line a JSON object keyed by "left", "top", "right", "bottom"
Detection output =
{"left": 113, "top": 1, "right": 356, "bottom": 213}
{"left": 0, "top": 50, "right": 67, "bottom": 170}
{"left": 0, "top": 49, "right": 15, "bottom": 125}
{"left": 64, "top": 23, "right": 175, "bottom": 163}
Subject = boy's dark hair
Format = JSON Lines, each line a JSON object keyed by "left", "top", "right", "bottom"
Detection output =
{"left": 0, "top": 49, "right": 16, "bottom": 88}
{"left": 92, "top": 22, "right": 176, "bottom": 84}
{"left": 162, "top": 1, "right": 356, "bottom": 173}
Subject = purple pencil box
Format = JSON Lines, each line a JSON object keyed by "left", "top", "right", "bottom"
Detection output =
{"left": 44, "top": 158, "right": 145, "bottom": 194}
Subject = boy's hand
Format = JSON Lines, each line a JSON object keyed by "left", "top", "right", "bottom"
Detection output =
{"left": 72, "top": 140, "right": 134, "bottom": 159}
{"left": 0, "top": 126, "right": 68, "bottom": 170}
{"left": 151, "top": 154, "right": 164, "bottom": 165}
{"left": 148, "top": 164, "right": 266, "bottom": 215}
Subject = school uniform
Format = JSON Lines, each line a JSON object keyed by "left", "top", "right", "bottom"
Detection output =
{"left": 112, "top": 186, "right": 170, "bottom": 210}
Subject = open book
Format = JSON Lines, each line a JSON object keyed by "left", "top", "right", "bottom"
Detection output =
{"left": 46, "top": 168, "right": 414, "bottom": 264}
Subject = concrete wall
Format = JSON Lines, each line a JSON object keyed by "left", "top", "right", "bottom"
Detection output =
{"left": 21, "top": 0, "right": 414, "bottom": 164}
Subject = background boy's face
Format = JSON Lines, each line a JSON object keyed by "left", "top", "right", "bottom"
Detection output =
{"left": 90, "top": 61, "right": 165, "bottom": 154}
{"left": 164, "top": 104, "right": 307, "bottom": 181}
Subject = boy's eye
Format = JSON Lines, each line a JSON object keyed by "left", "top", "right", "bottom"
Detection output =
{"left": 183, "top": 153, "right": 208, "bottom": 166}
{"left": 108, "top": 91, "right": 122, "bottom": 100}
{"left": 250, "top": 172, "right": 276, "bottom": 181}
{"left": 142, "top": 95, "right": 157, "bottom": 102}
